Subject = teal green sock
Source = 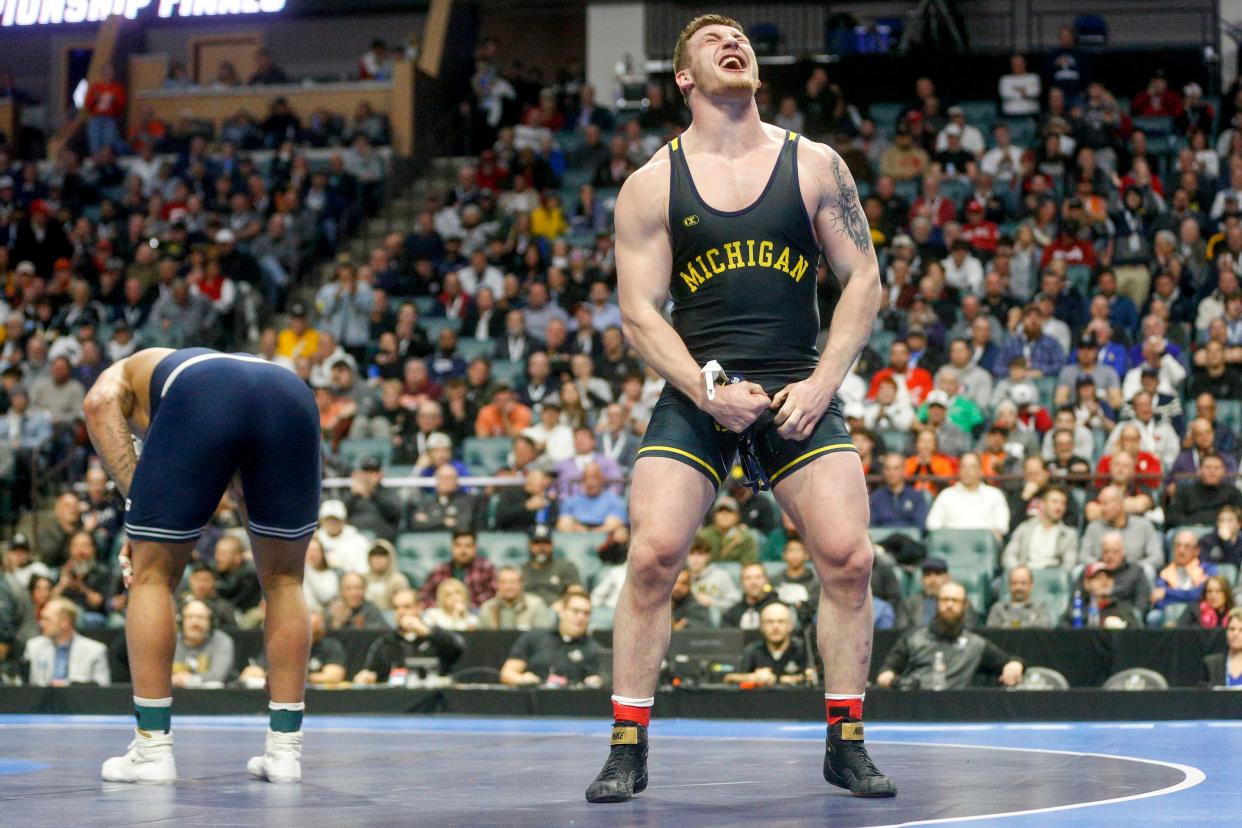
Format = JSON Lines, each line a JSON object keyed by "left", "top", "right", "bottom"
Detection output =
{"left": 269, "top": 702, "right": 304, "bottom": 733}
{"left": 134, "top": 696, "right": 172, "bottom": 733}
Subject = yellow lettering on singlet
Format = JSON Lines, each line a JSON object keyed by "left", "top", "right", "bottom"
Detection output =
{"left": 789, "top": 255, "right": 810, "bottom": 282}
{"left": 774, "top": 246, "right": 791, "bottom": 274}
{"left": 685, "top": 259, "right": 703, "bottom": 285}
{"left": 679, "top": 271, "right": 699, "bottom": 292}
{"left": 746, "top": 239, "right": 756, "bottom": 266}
{"left": 695, "top": 255, "right": 712, "bottom": 280}
{"left": 723, "top": 241, "right": 744, "bottom": 270}
{"left": 758, "top": 241, "right": 773, "bottom": 268}
{"left": 705, "top": 248, "right": 725, "bottom": 274}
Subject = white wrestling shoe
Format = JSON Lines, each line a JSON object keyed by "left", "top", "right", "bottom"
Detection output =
{"left": 101, "top": 729, "right": 177, "bottom": 784}
{"left": 247, "top": 729, "right": 303, "bottom": 783}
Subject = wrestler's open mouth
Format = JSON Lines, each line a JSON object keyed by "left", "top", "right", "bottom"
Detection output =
{"left": 718, "top": 53, "right": 746, "bottom": 71}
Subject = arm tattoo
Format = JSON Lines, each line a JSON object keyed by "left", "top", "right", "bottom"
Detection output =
{"left": 85, "top": 387, "right": 139, "bottom": 498}
{"left": 826, "top": 154, "right": 872, "bottom": 255}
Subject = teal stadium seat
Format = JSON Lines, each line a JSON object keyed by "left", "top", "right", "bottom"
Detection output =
{"left": 456, "top": 339, "right": 494, "bottom": 361}
{"left": 477, "top": 531, "right": 530, "bottom": 566}
{"left": 422, "top": 318, "right": 461, "bottom": 340}
{"left": 554, "top": 531, "right": 609, "bottom": 584}
{"left": 877, "top": 429, "right": 910, "bottom": 454}
{"left": 396, "top": 532, "right": 452, "bottom": 582}
{"left": 490, "top": 360, "right": 526, "bottom": 386}
{"left": 927, "top": 529, "right": 999, "bottom": 575}
{"left": 336, "top": 438, "right": 393, "bottom": 470}
{"left": 1218, "top": 563, "right": 1239, "bottom": 587}
{"left": 463, "top": 437, "right": 512, "bottom": 473}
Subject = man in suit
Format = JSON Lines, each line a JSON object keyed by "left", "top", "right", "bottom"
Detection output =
{"left": 23, "top": 598, "right": 110, "bottom": 686}
{"left": 493, "top": 310, "right": 544, "bottom": 364}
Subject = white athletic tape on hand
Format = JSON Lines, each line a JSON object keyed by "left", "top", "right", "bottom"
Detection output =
{"left": 701, "top": 360, "right": 724, "bottom": 401}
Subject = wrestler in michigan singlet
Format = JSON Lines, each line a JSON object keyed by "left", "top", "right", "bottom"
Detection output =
{"left": 637, "top": 131, "right": 856, "bottom": 489}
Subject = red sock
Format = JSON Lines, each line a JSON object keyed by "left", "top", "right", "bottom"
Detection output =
{"left": 825, "top": 695, "right": 863, "bottom": 726}
{"left": 612, "top": 699, "right": 652, "bottom": 727}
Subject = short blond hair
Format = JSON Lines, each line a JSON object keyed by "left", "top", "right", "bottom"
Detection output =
{"left": 672, "top": 14, "right": 745, "bottom": 72}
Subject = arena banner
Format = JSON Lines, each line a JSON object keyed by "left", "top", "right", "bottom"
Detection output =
{"left": 0, "top": 0, "right": 287, "bottom": 27}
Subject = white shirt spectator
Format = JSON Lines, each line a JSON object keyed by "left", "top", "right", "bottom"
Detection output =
{"left": 838, "top": 370, "right": 867, "bottom": 411}
{"left": 1043, "top": 317, "right": 1072, "bottom": 355}
{"left": 999, "top": 72, "right": 1042, "bottom": 116}
{"left": 864, "top": 397, "right": 916, "bottom": 431}
{"left": 1121, "top": 356, "right": 1185, "bottom": 401}
{"left": 935, "top": 124, "right": 985, "bottom": 156}
{"left": 456, "top": 263, "right": 504, "bottom": 297}
{"left": 925, "top": 481, "right": 1010, "bottom": 535}
{"left": 523, "top": 421, "right": 575, "bottom": 463}
{"left": 980, "top": 145, "right": 1024, "bottom": 183}
{"left": 304, "top": 565, "right": 340, "bottom": 613}
{"left": 315, "top": 524, "right": 371, "bottom": 574}
{"left": 941, "top": 252, "right": 984, "bottom": 295}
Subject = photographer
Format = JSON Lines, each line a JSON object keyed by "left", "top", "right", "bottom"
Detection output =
{"left": 877, "top": 582, "right": 1023, "bottom": 690}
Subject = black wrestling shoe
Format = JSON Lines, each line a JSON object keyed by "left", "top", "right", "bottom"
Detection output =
{"left": 824, "top": 720, "right": 897, "bottom": 798}
{"left": 584, "top": 722, "right": 648, "bottom": 803}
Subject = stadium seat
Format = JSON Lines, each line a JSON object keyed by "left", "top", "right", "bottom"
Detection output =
{"left": 477, "top": 531, "right": 529, "bottom": 566}
{"left": 868, "top": 101, "right": 904, "bottom": 130}
{"left": 335, "top": 438, "right": 393, "bottom": 470}
{"left": 1103, "top": 668, "right": 1169, "bottom": 690}
{"left": 396, "top": 532, "right": 452, "bottom": 581}
{"left": 762, "top": 561, "right": 784, "bottom": 581}
{"left": 1216, "top": 400, "right": 1242, "bottom": 433}
{"left": 490, "top": 360, "right": 526, "bottom": 386}
{"left": 1218, "top": 563, "right": 1238, "bottom": 587}
{"left": 716, "top": 561, "right": 743, "bottom": 587}
{"left": 1131, "top": 116, "right": 1174, "bottom": 137}
{"left": 590, "top": 605, "right": 615, "bottom": 631}
{"left": 869, "top": 329, "right": 896, "bottom": 357}
{"left": 1033, "top": 376, "right": 1058, "bottom": 408}
{"left": 456, "top": 339, "right": 494, "bottom": 361}
{"left": 1020, "top": 666, "right": 1070, "bottom": 690}
{"left": 927, "top": 529, "right": 998, "bottom": 574}
{"left": 877, "top": 429, "right": 911, "bottom": 454}
{"left": 463, "top": 437, "right": 512, "bottom": 473}
{"left": 422, "top": 318, "right": 461, "bottom": 340}
{"left": 554, "top": 531, "right": 609, "bottom": 584}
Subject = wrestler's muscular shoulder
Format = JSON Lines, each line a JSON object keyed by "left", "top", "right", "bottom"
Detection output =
{"left": 615, "top": 145, "right": 672, "bottom": 235}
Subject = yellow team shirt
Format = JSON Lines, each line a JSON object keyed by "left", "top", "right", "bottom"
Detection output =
{"left": 277, "top": 328, "right": 320, "bottom": 360}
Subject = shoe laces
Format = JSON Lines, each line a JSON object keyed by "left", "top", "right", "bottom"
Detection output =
{"left": 599, "top": 744, "right": 640, "bottom": 779}
{"left": 838, "top": 740, "right": 881, "bottom": 776}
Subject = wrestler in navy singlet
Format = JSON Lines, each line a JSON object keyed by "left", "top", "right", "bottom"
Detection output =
{"left": 124, "top": 348, "right": 321, "bottom": 544}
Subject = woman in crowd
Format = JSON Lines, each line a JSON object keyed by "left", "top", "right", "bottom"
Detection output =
{"left": 423, "top": 578, "right": 478, "bottom": 632}
{"left": 1202, "top": 608, "right": 1242, "bottom": 687}
{"left": 1181, "top": 575, "right": 1234, "bottom": 629}
{"left": 303, "top": 537, "right": 339, "bottom": 614}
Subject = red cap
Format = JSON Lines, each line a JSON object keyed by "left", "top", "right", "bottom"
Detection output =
{"left": 29, "top": 199, "right": 49, "bottom": 216}
{"left": 966, "top": 200, "right": 983, "bottom": 212}
{"left": 53, "top": 258, "right": 72, "bottom": 271}
{"left": 1084, "top": 562, "right": 1111, "bottom": 579}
